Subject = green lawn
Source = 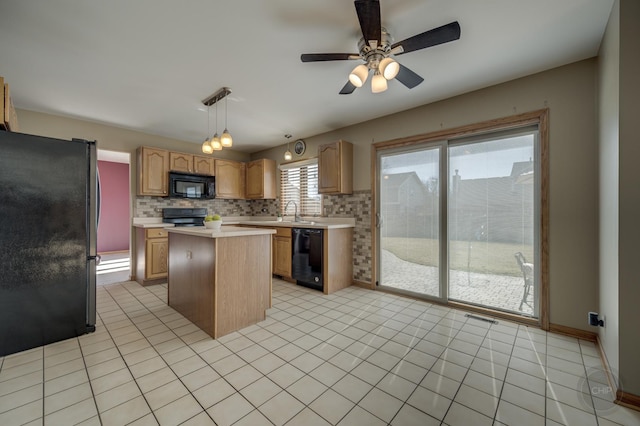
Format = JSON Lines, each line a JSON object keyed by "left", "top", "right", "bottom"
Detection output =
{"left": 382, "top": 237, "right": 534, "bottom": 276}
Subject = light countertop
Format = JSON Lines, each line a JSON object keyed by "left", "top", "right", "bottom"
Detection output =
{"left": 133, "top": 217, "right": 355, "bottom": 230}
{"left": 167, "top": 226, "right": 275, "bottom": 239}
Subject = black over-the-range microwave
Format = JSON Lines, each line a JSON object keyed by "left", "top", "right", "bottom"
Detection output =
{"left": 168, "top": 171, "right": 216, "bottom": 199}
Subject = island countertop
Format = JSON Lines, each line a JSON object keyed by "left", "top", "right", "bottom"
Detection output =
{"left": 167, "top": 226, "right": 275, "bottom": 238}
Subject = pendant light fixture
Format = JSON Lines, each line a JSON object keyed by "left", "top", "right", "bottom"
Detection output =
{"left": 220, "top": 94, "right": 233, "bottom": 147}
{"left": 211, "top": 101, "right": 222, "bottom": 151}
{"left": 201, "top": 87, "right": 232, "bottom": 152}
{"left": 201, "top": 104, "right": 213, "bottom": 154}
{"left": 283, "top": 134, "right": 292, "bottom": 161}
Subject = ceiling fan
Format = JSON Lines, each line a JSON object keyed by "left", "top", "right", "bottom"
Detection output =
{"left": 300, "top": 0, "right": 461, "bottom": 94}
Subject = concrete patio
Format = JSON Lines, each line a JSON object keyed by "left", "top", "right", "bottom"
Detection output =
{"left": 380, "top": 250, "right": 535, "bottom": 317}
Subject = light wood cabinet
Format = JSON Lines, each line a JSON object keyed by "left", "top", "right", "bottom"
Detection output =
{"left": 246, "top": 159, "right": 276, "bottom": 199}
{"left": 215, "top": 159, "right": 245, "bottom": 199}
{"left": 135, "top": 227, "right": 169, "bottom": 285}
{"left": 169, "top": 152, "right": 193, "bottom": 173}
{"left": 273, "top": 228, "right": 292, "bottom": 278}
{"left": 137, "top": 146, "right": 169, "bottom": 196}
{"left": 318, "top": 140, "right": 353, "bottom": 195}
{"left": 193, "top": 155, "right": 215, "bottom": 175}
{"left": 169, "top": 152, "right": 215, "bottom": 176}
{"left": 168, "top": 232, "right": 272, "bottom": 339}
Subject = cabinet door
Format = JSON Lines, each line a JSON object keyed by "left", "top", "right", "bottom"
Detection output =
{"left": 318, "top": 142, "right": 341, "bottom": 193}
{"left": 193, "top": 155, "right": 215, "bottom": 176}
{"left": 318, "top": 140, "right": 353, "bottom": 194}
{"left": 138, "top": 147, "right": 169, "bottom": 196}
{"left": 169, "top": 152, "right": 193, "bottom": 173}
{"left": 146, "top": 239, "right": 168, "bottom": 279}
{"left": 246, "top": 159, "right": 276, "bottom": 199}
{"left": 245, "top": 160, "right": 264, "bottom": 199}
{"left": 273, "top": 236, "right": 292, "bottom": 278}
{"left": 215, "top": 159, "right": 245, "bottom": 199}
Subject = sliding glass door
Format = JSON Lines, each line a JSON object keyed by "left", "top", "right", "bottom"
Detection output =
{"left": 448, "top": 132, "right": 538, "bottom": 317}
{"left": 375, "top": 122, "right": 541, "bottom": 320}
{"left": 376, "top": 143, "right": 445, "bottom": 301}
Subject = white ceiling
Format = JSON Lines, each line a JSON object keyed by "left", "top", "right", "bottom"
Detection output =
{"left": 0, "top": 0, "right": 613, "bottom": 153}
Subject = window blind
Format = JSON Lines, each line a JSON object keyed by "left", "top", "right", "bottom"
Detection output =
{"left": 279, "top": 159, "right": 321, "bottom": 216}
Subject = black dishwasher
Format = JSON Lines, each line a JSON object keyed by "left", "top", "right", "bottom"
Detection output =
{"left": 291, "top": 228, "right": 324, "bottom": 291}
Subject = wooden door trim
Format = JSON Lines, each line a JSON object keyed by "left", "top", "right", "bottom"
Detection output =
{"left": 371, "top": 108, "right": 550, "bottom": 330}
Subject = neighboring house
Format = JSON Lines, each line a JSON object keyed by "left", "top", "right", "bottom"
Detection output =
{"left": 380, "top": 172, "right": 437, "bottom": 239}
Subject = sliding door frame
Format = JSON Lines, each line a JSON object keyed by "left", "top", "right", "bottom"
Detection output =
{"left": 371, "top": 109, "right": 549, "bottom": 330}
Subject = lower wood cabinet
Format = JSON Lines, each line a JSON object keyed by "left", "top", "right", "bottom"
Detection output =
{"left": 135, "top": 227, "right": 168, "bottom": 285}
{"left": 273, "top": 228, "right": 292, "bottom": 278}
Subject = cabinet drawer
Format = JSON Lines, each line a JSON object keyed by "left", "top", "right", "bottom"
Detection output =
{"left": 275, "top": 227, "right": 291, "bottom": 238}
{"left": 145, "top": 228, "right": 169, "bottom": 239}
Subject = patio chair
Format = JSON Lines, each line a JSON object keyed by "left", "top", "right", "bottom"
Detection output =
{"left": 514, "top": 252, "right": 534, "bottom": 310}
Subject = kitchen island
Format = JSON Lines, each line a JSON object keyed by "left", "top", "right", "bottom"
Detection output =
{"left": 167, "top": 226, "right": 275, "bottom": 339}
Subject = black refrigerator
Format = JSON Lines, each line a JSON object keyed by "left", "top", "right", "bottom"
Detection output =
{"left": 0, "top": 131, "right": 98, "bottom": 357}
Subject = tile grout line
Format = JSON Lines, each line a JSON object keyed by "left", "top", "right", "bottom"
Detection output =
{"left": 104, "top": 281, "right": 234, "bottom": 424}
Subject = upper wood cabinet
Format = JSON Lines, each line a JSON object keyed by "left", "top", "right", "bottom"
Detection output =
{"left": 215, "top": 159, "right": 245, "bottom": 199}
{"left": 170, "top": 152, "right": 215, "bottom": 176}
{"left": 246, "top": 159, "right": 276, "bottom": 199}
{"left": 193, "top": 155, "right": 215, "bottom": 176}
{"left": 137, "top": 146, "right": 169, "bottom": 196}
{"left": 318, "top": 140, "right": 353, "bottom": 194}
{"left": 169, "top": 152, "right": 193, "bottom": 173}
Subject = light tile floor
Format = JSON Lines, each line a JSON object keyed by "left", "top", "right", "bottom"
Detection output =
{"left": 1, "top": 278, "right": 640, "bottom": 425}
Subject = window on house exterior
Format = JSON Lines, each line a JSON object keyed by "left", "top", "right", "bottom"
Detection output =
{"left": 279, "top": 159, "right": 321, "bottom": 216}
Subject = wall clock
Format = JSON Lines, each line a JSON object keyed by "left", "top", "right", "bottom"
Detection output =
{"left": 294, "top": 139, "right": 306, "bottom": 155}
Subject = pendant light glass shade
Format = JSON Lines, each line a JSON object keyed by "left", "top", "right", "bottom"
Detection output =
{"left": 284, "top": 150, "right": 292, "bottom": 161}
{"left": 221, "top": 130, "right": 232, "bottom": 147}
{"left": 211, "top": 134, "right": 222, "bottom": 151}
{"left": 371, "top": 70, "right": 388, "bottom": 93}
{"left": 349, "top": 64, "right": 369, "bottom": 88}
{"left": 379, "top": 57, "right": 400, "bottom": 80}
{"left": 202, "top": 139, "right": 213, "bottom": 154}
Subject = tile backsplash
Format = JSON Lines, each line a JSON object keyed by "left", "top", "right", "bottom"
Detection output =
{"left": 323, "top": 190, "right": 372, "bottom": 284}
{"left": 135, "top": 197, "right": 278, "bottom": 218}
{"left": 135, "top": 191, "right": 373, "bottom": 284}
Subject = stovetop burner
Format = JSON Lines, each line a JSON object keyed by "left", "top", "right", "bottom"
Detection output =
{"left": 162, "top": 208, "right": 207, "bottom": 227}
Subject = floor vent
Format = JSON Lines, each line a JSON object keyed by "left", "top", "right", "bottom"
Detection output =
{"left": 465, "top": 313, "right": 498, "bottom": 324}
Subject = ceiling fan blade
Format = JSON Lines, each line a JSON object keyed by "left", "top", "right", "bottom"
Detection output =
{"left": 392, "top": 21, "right": 461, "bottom": 55}
{"left": 339, "top": 81, "right": 357, "bottom": 95}
{"left": 355, "top": 0, "right": 381, "bottom": 46}
{"left": 395, "top": 64, "right": 424, "bottom": 89}
{"left": 301, "top": 53, "right": 359, "bottom": 62}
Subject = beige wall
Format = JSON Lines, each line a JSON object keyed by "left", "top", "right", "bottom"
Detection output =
{"left": 617, "top": 0, "right": 640, "bottom": 397}
{"left": 598, "top": 0, "right": 620, "bottom": 385}
{"left": 255, "top": 59, "right": 600, "bottom": 332}
{"left": 16, "top": 109, "right": 251, "bottom": 212}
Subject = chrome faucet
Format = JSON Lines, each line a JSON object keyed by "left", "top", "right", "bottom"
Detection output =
{"left": 284, "top": 200, "right": 301, "bottom": 222}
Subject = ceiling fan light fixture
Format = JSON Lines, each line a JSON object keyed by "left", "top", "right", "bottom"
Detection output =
{"left": 379, "top": 57, "right": 399, "bottom": 80}
{"left": 371, "top": 70, "right": 388, "bottom": 93}
{"left": 349, "top": 64, "right": 369, "bottom": 88}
